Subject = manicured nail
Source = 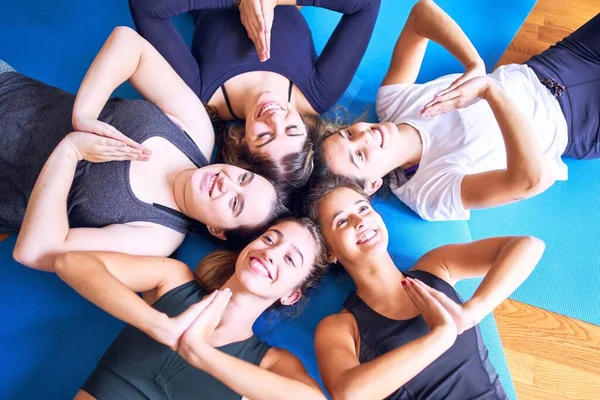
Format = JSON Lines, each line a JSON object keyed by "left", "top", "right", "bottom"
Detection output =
{"left": 401, "top": 280, "right": 406, "bottom": 286}
{"left": 410, "top": 281, "right": 415, "bottom": 286}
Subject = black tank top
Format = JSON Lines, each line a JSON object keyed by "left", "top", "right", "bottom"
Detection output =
{"left": 344, "top": 270, "right": 508, "bottom": 400}
{"left": 82, "top": 280, "right": 272, "bottom": 400}
{"left": 0, "top": 72, "right": 208, "bottom": 233}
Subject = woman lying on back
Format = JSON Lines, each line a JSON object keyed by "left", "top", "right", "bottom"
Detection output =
{"left": 0, "top": 27, "right": 288, "bottom": 272}
{"left": 315, "top": 1, "right": 600, "bottom": 220}
{"left": 307, "top": 177, "right": 545, "bottom": 399}
{"left": 55, "top": 218, "right": 328, "bottom": 399}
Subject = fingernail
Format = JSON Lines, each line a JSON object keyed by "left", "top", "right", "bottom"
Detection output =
{"left": 222, "top": 288, "right": 231, "bottom": 293}
{"left": 410, "top": 281, "right": 415, "bottom": 286}
{"left": 401, "top": 280, "right": 406, "bottom": 286}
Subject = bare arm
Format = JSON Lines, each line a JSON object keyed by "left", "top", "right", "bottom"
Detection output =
{"left": 54, "top": 251, "right": 203, "bottom": 349}
{"left": 316, "top": 313, "right": 455, "bottom": 400}
{"left": 414, "top": 236, "right": 545, "bottom": 326}
{"left": 382, "top": 0, "right": 483, "bottom": 86}
{"left": 179, "top": 344, "right": 325, "bottom": 400}
{"left": 73, "top": 26, "right": 214, "bottom": 158}
{"left": 459, "top": 80, "right": 553, "bottom": 210}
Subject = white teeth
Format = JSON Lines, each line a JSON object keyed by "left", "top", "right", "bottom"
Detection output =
{"left": 358, "top": 230, "right": 377, "bottom": 244}
{"left": 208, "top": 174, "right": 217, "bottom": 197}
{"left": 258, "top": 103, "right": 284, "bottom": 118}
{"left": 251, "top": 258, "right": 271, "bottom": 278}
{"left": 374, "top": 129, "right": 383, "bottom": 148}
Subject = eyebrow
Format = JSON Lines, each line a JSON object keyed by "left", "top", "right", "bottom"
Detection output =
{"left": 270, "top": 228, "right": 304, "bottom": 266}
{"left": 338, "top": 131, "right": 360, "bottom": 169}
{"left": 330, "top": 200, "right": 367, "bottom": 228}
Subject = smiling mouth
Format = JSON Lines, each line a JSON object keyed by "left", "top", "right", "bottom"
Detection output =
{"left": 249, "top": 257, "right": 273, "bottom": 280}
{"left": 372, "top": 127, "right": 384, "bottom": 148}
{"left": 257, "top": 102, "right": 285, "bottom": 118}
{"left": 357, "top": 229, "right": 378, "bottom": 245}
{"left": 208, "top": 173, "right": 218, "bottom": 198}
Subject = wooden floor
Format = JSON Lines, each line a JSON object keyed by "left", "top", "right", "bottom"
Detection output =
{"left": 2, "top": 1, "right": 599, "bottom": 399}
{"left": 494, "top": 1, "right": 600, "bottom": 399}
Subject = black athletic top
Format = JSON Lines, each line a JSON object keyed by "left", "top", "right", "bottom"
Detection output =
{"left": 344, "top": 270, "right": 508, "bottom": 400}
{"left": 129, "top": 0, "right": 380, "bottom": 114}
{"left": 0, "top": 72, "right": 208, "bottom": 234}
{"left": 82, "top": 280, "right": 272, "bottom": 399}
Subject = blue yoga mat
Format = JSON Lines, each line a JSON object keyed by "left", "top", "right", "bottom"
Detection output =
{"left": 0, "top": 0, "right": 540, "bottom": 398}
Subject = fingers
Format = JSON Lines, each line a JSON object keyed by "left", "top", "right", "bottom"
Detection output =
{"left": 202, "top": 288, "right": 232, "bottom": 322}
{"left": 413, "top": 279, "right": 460, "bottom": 311}
{"left": 403, "top": 277, "right": 443, "bottom": 312}
{"left": 91, "top": 121, "right": 152, "bottom": 156}
{"left": 176, "top": 290, "right": 220, "bottom": 327}
{"left": 262, "top": 1, "right": 274, "bottom": 61}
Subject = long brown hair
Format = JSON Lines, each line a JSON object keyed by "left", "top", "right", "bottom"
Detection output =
{"left": 220, "top": 115, "right": 337, "bottom": 189}
{"left": 194, "top": 217, "right": 329, "bottom": 304}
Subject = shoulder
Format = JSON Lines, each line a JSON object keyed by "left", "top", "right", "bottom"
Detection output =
{"left": 316, "top": 311, "right": 358, "bottom": 340}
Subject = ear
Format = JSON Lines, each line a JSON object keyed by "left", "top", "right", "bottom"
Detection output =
{"left": 207, "top": 226, "right": 227, "bottom": 241}
{"left": 326, "top": 253, "right": 338, "bottom": 264}
{"left": 363, "top": 178, "right": 383, "bottom": 196}
{"left": 280, "top": 289, "right": 302, "bottom": 306}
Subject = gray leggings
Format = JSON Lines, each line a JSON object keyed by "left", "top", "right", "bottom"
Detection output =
{"left": 0, "top": 60, "right": 16, "bottom": 74}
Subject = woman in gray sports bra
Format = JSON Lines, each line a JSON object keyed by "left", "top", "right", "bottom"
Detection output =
{"left": 55, "top": 218, "right": 328, "bottom": 400}
{"left": 1, "top": 27, "right": 288, "bottom": 272}
{"left": 306, "top": 177, "right": 545, "bottom": 400}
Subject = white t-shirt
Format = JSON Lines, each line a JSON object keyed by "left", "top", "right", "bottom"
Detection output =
{"left": 376, "top": 64, "right": 569, "bottom": 221}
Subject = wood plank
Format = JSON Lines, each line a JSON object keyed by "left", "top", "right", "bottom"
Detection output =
{"left": 533, "top": 357, "right": 600, "bottom": 399}
{"left": 495, "top": 299, "right": 600, "bottom": 376}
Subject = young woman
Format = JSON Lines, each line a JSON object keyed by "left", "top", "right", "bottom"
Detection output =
{"left": 316, "top": 0, "right": 600, "bottom": 220}
{"left": 1, "top": 27, "right": 288, "bottom": 272}
{"left": 129, "top": 0, "right": 381, "bottom": 188}
{"left": 54, "top": 218, "right": 328, "bottom": 399}
{"left": 307, "top": 177, "right": 545, "bottom": 399}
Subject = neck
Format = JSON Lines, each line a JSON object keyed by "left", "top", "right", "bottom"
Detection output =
{"left": 226, "top": 73, "right": 291, "bottom": 119}
{"left": 392, "top": 123, "right": 423, "bottom": 171}
{"left": 345, "top": 252, "right": 405, "bottom": 301}
{"left": 215, "top": 275, "right": 276, "bottom": 340}
{"left": 172, "top": 169, "right": 194, "bottom": 217}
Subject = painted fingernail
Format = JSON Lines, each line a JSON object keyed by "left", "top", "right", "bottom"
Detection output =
{"left": 410, "top": 281, "right": 415, "bottom": 286}
{"left": 401, "top": 280, "right": 406, "bottom": 286}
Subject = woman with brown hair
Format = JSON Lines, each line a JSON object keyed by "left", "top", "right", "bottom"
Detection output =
{"left": 129, "top": 0, "right": 381, "bottom": 188}
{"left": 55, "top": 217, "right": 329, "bottom": 399}
{"left": 306, "top": 176, "right": 544, "bottom": 399}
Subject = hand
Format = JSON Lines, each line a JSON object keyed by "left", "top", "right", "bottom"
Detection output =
{"left": 403, "top": 277, "right": 457, "bottom": 340}
{"left": 420, "top": 74, "right": 491, "bottom": 118}
{"left": 409, "top": 278, "right": 479, "bottom": 335}
{"left": 64, "top": 131, "right": 150, "bottom": 163}
{"left": 72, "top": 115, "right": 151, "bottom": 156}
{"left": 177, "top": 289, "right": 233, "bottom": 368}
{"left": 239, "top": 0, "right": 277, "bottom": 62}
{"left": 149, "top": 290, "right": 220, "bottom": 351}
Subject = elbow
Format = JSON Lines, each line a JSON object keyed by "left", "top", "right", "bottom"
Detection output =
{"left": 511, "top": 167, "right": 554, "bottom": 199}
{"left": 109, "top": 26, "right": 141, "bottom": 45}
{"left": 13, "top": 244, "right": 46, "bottom": 271}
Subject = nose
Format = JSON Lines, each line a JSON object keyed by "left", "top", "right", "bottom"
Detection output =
{"left": 262, "top": 249, "right": 275, "bottom": 266}
{"left": 216, "top": 174, "right": 233, "bottom": 194}
{"left": 355, "top": 215, "right": 366, "bottom": 230}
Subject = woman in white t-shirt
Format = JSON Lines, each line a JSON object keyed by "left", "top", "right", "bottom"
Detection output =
{"left": 314, "top": 0, "right": 599, "bottom": 221}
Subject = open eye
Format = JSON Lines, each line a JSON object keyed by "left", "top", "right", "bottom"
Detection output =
{"left": 347, "top": 130, "right": 353, "bottom": 139}
{"left": 239, "top": 173, "right": 248, "bottom": 185}
{"left": 263, "top": 235, "right": 274, "bottom": 245}
{"left": 358, "top": 205, "right": 369, "bottom": 213}
{"left": 232, "top": 196, "right": 239, "bottom": 213}
{"left": 357, "top": 151, "right": 364, "bottom": 162}
{"left": 285, "top": 254, "right": 296, "bottom": 268}
{"left": 335, "top": 217, "right": 349, "bottom": 228}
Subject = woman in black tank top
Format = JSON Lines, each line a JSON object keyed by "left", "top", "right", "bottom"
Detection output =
{"left": 55, "top": 217, "right": 328, "bottom": 400}
{"left": 7, "top": 28, "right": 289, "bottom": 272}
{"left": 306, "top": 177, "right": 545, "bottom": 400}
